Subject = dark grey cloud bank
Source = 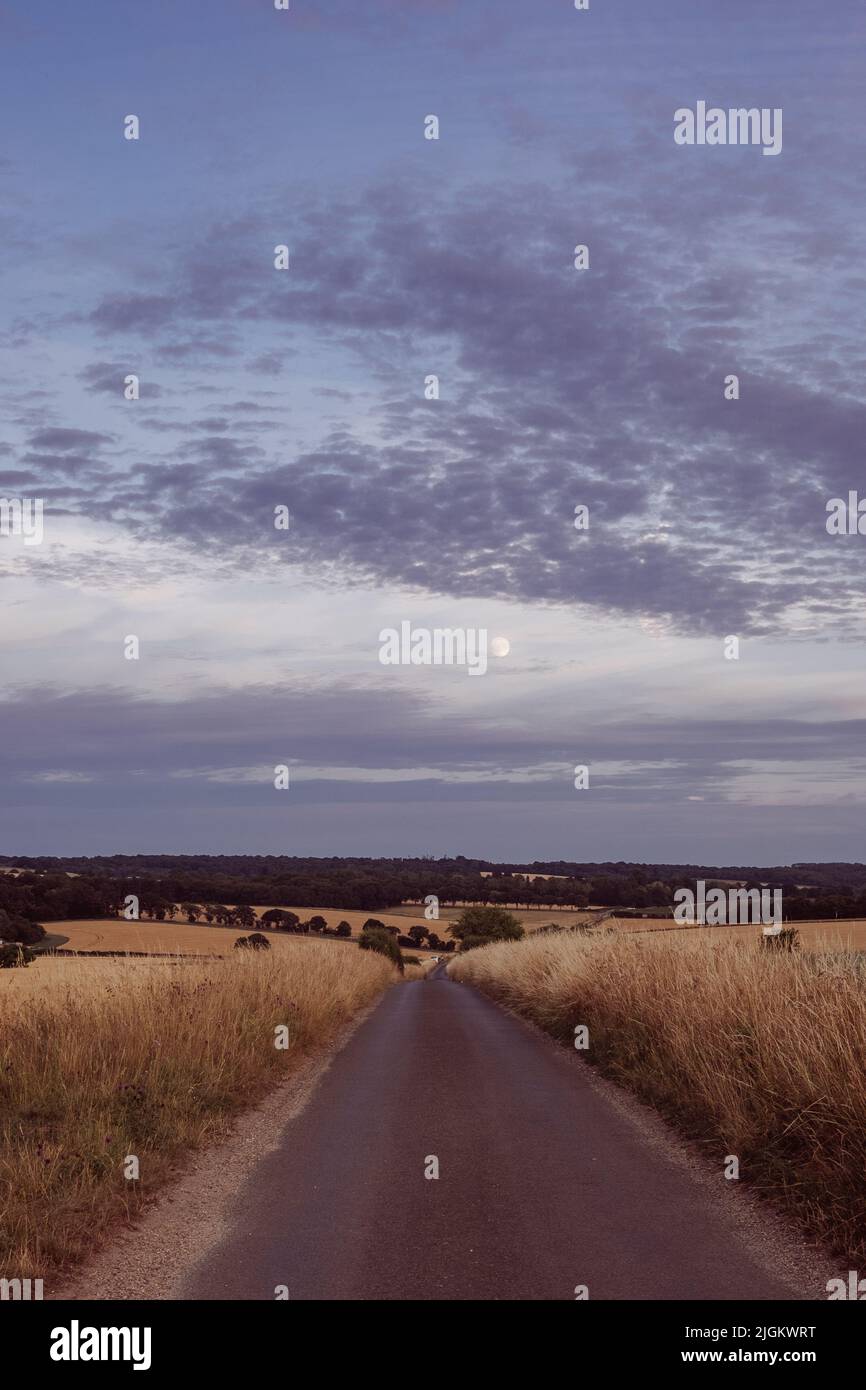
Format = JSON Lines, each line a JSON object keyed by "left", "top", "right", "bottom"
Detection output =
{"left": 2, "top": 679, "right": 862, "bottom": 861}
{"left": 2, "top": 682, "right": 862, "bottom": 805}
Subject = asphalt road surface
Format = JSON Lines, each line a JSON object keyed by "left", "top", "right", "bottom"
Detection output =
{"left": 183, "top": 966, "right": 801, "bottom": 1301}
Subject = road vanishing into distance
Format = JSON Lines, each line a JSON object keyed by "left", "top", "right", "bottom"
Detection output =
{"left": 183, "top": 966, "right": 802, "bottom": 1301}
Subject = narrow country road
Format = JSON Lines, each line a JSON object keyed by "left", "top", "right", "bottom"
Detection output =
{"left": 182, "top": 968, "right": 803, "bottom": 1301}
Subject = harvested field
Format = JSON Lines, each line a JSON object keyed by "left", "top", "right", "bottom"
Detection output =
{"left": 36, "top": 908, "right": 446, "bottom": 955}
{"left": 36, "top": 918, "right": 287, "bottom": 956}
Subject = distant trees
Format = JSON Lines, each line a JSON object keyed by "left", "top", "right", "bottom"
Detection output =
{"left": 357, "top": 918, "right": 400, "bottom": 942}
{"left": 141, "top": 896, "right": 176, "bottom": 921}
{"left": 9, "top": 855, "right": 866, "bottom": 948}
{"left": 234, "top": 933, "right": 270, "bottom": 951}
{"left": 261, "top": 909, "right": 301, "bottom": 932}
{"left": 180, "top": 903, "right": 201, "bottom": 923}
{"left": 257, "top": 910, "right": 351, "bottom": 936}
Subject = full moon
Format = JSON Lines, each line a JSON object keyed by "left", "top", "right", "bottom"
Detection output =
{"left": 490, "top": 636, "right": 510, "bottom": 658}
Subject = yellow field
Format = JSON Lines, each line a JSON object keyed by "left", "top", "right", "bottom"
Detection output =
{"left": 35, "top": 906, "right": 866, "bottom": 959}
{"left": 37, "top": 906, "right": 442, "bottom": 956}
{"left": 605, "top": 917, "right": 866, "bottom": 951}
{"left": 510, "top": 908, "right": 597, "bottom": 929}
{"left": 37, "top": 918, "right": 311, "bottom": 956}
{"left": 42, "top": 904, "right": 607, "bottom": 955}
{"left": 391, "top": 903, "right": 597, "bottom": 930}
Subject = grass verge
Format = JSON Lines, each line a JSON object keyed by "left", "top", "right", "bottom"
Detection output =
{"left": 448, "top": 931, "right": 866, "bottom": 1262}
{"left": 0, "top": 946, "right": 394, "bottom": 1281}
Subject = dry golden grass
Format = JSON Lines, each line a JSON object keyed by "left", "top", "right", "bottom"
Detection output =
{"left": 403, "top": 958, "right": 438, "bottom": 981}
{"left": 449, "top": 931, "right": 866, "bottom": 1262}
{"left": 604, "top": 917, "right": 866, "bottom": 949}
{"left": 0, "top": 945, "right": 394, "bottom": 1281}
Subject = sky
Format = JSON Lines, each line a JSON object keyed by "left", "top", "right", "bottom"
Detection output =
{"left": 1, "top": 0, "right": 865, "bottom": 863}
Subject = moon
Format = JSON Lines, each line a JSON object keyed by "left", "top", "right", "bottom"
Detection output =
{"left": 490, "top": 636, "right": 510, "bottom": 658}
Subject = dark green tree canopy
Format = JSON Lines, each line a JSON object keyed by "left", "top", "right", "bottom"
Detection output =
{"left": 452, "top": 906, "right": 524, "bottom": 950}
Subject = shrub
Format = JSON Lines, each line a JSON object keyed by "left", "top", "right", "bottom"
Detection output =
{"left": 260, "top": 909, "right": 301, "bottom": 932}
{"left": 335, "top": 921, "right": 352, "bottom": 938}
{"left": 234, "top": 933, "right": 270, "bottom": 951}
{"left": 452, "top": 906, "right": 524, "bottom": 947}
{"left": 0, "top": 944, "right": 36, "bottom": 969}
{"left": 0, "top": 911, "right": 46, "bottom": 947}
{"left": 459, "top": 934, "right": 495, "bottom": 953}
{"left": 359, "top": 926, "right": 403, "bottom": 973}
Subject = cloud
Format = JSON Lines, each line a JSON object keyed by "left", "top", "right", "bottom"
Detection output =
{"left": 90, "top": 295, "right": 175, "bottom": 333}
{"left": 6, "top": 5, "right": 866, "bottom": 647}
{"left": 79, "top": 362, "right": 163, "bottom": 399}
{"left": 1, "top": 684, "right": 862, "bottom": 812}
{"left": 27, "top": 428, "right": 113, "bottom": 452}
{"left": 13, "top": 142, "right": 859, "bottom": 638}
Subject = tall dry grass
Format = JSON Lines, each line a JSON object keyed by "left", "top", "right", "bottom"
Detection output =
{"left": 0, "top": 947, "right": 393, "bottom": 1281}
{"left": 403, "top": 958, "right": 438, "bottom": 981}
{"left": 449, "top": 932, "right": 866, "bottom": 1261}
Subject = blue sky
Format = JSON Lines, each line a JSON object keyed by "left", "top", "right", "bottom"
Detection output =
{"left": 1, "top": 0, "right": 865, "bottom": 861}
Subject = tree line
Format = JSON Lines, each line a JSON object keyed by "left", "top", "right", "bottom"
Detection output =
{"left": 3, "top": 856, "right": 866, "bottom": 929}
